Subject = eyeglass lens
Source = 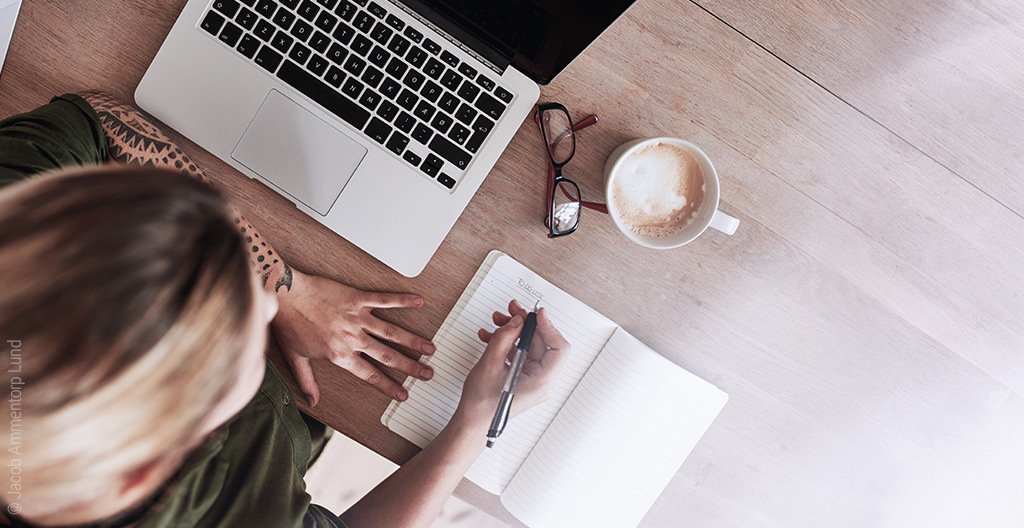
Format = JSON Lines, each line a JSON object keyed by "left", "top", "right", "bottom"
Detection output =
{"left": 542, "top": 109, "right": 574, "bottom": 165}
{"left": 551, "top": 180, "right": 581, "bottom": 235}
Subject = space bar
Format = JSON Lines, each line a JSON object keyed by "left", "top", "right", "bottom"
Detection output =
{"left": 277, "top": 61, "right": 370, "bottom": 131}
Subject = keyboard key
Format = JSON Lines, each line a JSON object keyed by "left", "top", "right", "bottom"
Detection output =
{"left": 353, "top": 11, "right": 374, "bottom": 32}
{"left": 289, "top": 43, "right": 311, "bottom": 64}
{"left": 358, "top": 89, "right": 381, "bottom": 111}
{"left": 236, "top": 8, "right": 258, "bottom": 30}
{"left": 343, "top": 54, "right": 366, "bottom": 75}
{"left": 255, "top": 0, "right": 276, "bottom": 17}
{"left": 254, "top": 19, "right": 275, "bottom": 41}
{"left": 437, "top": 173, "right": 456, "bottom": 189}
{"left": 271, "top": 31, "right": 294, "bottom": 53}
{"left": 420, "top": 80, "right": 442, "bottom": 103}
{"left": 395, "top": 111, "right": 415, "bottom": 132}
{"left": 335, "top": 0, "right": 356, "bottom": 20}
{"left": 281, "top": 0, "right": 300, "bottom": 7}
{"left": 494, "top": 86, "right": 513, "bottom": 103}
{"left": 213, "top": 0, "right": 240, "bottom": 18}
{"left": 454, "top": 102, "right": 477, "bottom": 125}
{"left": 458, "top": 63, "right": 477, "bottom": 79}
{"left": 465, "top": 130, "right": 485, "bottom": 153}
{"left": 325, "top": 65, "right": 345, "bottom": 87}
{"left": 474, "top": 92, "right": 506, "bottom": 120}
{"left": 352, "top": 34, "right": 373, "bottom": 55}
{"left": 423, "top": 58, "right": 444, "bottom": 79}
{"left": 368, "top": 45, "right": 390, "bottom": 68}
{"left": 361, "top": 65, "right": 384, "bottom": 87}
{"left": 379, "top": 77, "right": 401, "bottom": 99}
{"left": 316, "top": 0, "right": 338, "bottom": 8}
{"left": 449, "top": 123, "right": 470, "bottom": 145}
{"left": 457, "top": 82, "right": 479, "bottom": 103}
{"left": 219, "top": 21, "right": 243, "bottom": 46}
{"left": 387, "top": 34, "right": 410, "bottom": 56}
{"left": 376, "top": 100, "right": 399, "bottom": 121}
{"left": 291, "top": 20, "right": 314, "bottom": 41}
{"left": 413, "top": 100, "right": 435, "bottom": 122}
{"left": 201, "top": 10, "right": 226, "bottom": 35}
{"left": 365, "top": 117, "right": 391, "bottom": 144}
{"left": 440, "top": 69, "right": 461, "bottom": 91}
{"left": 327, "top": 43, "right": 348, "bottom": 63}
{"left": 370, "top": 22, "right": 392, "bottom": 44}
{"left": 440, "top": 50, "right": 459, "bottom": 68}
{"left": 307, "top": 54, "right": 329, "bottom": 75}
{"left": 420, "top": 154, "right": 441, "bottom": 177}
{"left": 384, "top": 57, "right": 407, "bottom": 80}
{"left": 341, "top": 76, "right": 364, "bottom": 99}
{"left": 423, "top": 38, "right": 441, "bottom": 54}
{"left": 430, "top": 112, "right": 452, "bottom": 134}
{"left": 272, "top": 9, "right": 296, "bottom": 30}
{"left": 333, "top": 22, "right": 355, "bottom": 44}
{"left": 406, "top": 46, "right": 427, "bottom": 68}
{"left": 255, "top": 45, "right": 284, "bottom": 73}
{"left": 403, "top": 150, "right": 421, "bottom": 166}
{"left": 476, "top": 75, "right": 496, "bottom": 91}
{"left": 429, "top": 135, "right": 471, "bottom": 170}
{"left": 386, "top": 132, "right": 409, "bottom": 155}
{"left": 412, "top": 123, "right": 433, "bottom": 144}
{"left": 309, "top": 30, "right": 331, "bottom": 52}
{"left": 367, "top": 1, "right": 386, "bottom": 18}
{"left": 396, "top": 89, "right": 418, "bottom": 111}
{"left": 237, "top": 34, "right": 260, "bottom": 58}
{"left": 438, "top": 92, "right": 459, "bottom": 113}
{"left": 297, "top": 0, "right": 320, "bottom": 21}
{"left": 353, "top": 0, "right": 367, "bottom": 5}
{"left": 403, "top": 26, "right": 422, "bottom": 43}
{"left": 385, "top": 14, "right": 404, "bottom": 31}
{"left": 240, "top": 0, "right": 256, "bottom": 6}
{"left": 315, "top": 10, "right": 338, "bottom": 32}
{"left": 403, "top": 70, "right": 425, "bottom": 90}
{"left": 472, "top": 114, "right": 494, "bottom": 136}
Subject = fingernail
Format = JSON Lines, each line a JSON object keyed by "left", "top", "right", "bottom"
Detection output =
{"left": 421, "top": 366, "right": 434, "bottom": 379}
{"left": 422, "top": 343, "right": 436, "bottom": 354}
{"left": 398, "top": 390, "right": 409, "bottom": 401}
{"left": 415, "top": 297, "right": 424, "bottom": 307}
{"left": 307, "top": 395, "right": 317, "bottom": 407}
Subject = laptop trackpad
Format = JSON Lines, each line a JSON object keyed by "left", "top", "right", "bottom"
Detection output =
{"left": 232, "top": 90, "right": 367, "bottom": 216}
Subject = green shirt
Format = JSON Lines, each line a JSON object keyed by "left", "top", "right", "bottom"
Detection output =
{"left": 0, "top": 95, "right": 347, "bottom": 528}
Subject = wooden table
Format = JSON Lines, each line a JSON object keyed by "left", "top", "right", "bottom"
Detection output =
{"left": 3, "top": 1, "right": 1022, "bottom": 525}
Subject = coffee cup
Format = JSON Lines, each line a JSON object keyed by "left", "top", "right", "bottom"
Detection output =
{"left": 603, "top": 137, "right": 739, "bottom": 248}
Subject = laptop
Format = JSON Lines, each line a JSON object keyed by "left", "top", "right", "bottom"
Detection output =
{"left": 0, "top": 0, "right": 21, "bottom": 77}
{"left": 137, "top": 0, "right": 636, "bottom": 277}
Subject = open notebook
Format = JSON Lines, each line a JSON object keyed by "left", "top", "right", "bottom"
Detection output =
{"left": 382, "top": 251, "right": 728, "bottom": 528}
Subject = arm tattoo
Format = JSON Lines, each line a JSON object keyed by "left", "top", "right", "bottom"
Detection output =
{"left": 78, "top": 91, "right": 292, "bottom": 291}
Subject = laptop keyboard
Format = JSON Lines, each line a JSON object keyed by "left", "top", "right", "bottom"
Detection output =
{"left": 199, "top": 0, "right": 516, "bottom": 190}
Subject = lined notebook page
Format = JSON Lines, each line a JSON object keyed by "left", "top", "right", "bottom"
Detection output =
{"left": 382, "top": 251, "right": 619, "bottom": 494}
{"left": 500, "top": 327, "right": 729, "bottom": 528}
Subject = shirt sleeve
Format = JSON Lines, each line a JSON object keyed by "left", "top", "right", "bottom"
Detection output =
{"left": 0, "top": 94, "right": 109, "bottom": 186}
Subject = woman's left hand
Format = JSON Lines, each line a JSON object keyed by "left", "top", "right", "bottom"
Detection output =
{"left": 271, "top": 269, "right": 436, "bottom": 406}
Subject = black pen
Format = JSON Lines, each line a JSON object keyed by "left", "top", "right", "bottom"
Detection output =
{"left": 486, "top": 301, "right": 539, "bottom": 448}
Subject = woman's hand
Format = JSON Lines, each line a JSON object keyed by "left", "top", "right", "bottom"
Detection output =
{"left": 272, "top": 269, "right": 436, "bottom": 406}
{"left": 455, "top": 300, "right": 570, "bottom": 431}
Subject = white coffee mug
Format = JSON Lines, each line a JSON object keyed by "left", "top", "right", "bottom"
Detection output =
{"left": 603, "top": 137, "right": 740, "bottom": 249}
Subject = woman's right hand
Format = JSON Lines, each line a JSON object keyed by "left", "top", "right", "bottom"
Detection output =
{"left": 454, "top": 300, "right": 571, "bottom": 432}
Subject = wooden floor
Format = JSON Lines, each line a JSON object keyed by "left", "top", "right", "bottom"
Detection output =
{"left": 1, "top": 0, "right": 1022, "bottom": 526}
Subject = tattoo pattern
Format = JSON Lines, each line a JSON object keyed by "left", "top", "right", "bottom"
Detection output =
{"left": 79, "top": 91, "right": 290, "bottom": 290}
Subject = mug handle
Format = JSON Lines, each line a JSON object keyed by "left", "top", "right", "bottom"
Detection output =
{"left": 709, "top": 210, "right": 740, "bottom": 235}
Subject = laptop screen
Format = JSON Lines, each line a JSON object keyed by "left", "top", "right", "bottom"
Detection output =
{"left": 407, "top": 0, "right": 636, "bottom": 85}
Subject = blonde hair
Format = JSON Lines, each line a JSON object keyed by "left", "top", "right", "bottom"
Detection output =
{"left": 0, "top": 167, "right": 254, "bottom": 521}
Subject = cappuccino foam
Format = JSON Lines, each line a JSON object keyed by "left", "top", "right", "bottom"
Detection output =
{"left": 611, "top": 142, "right": 705, "bottom": 238}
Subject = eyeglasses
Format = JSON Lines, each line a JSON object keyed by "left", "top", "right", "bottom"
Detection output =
{"left": 535, "top": 103, "right": 606, "bottom": 238}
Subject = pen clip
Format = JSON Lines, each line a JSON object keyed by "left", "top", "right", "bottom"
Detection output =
{"left": 491, "top": 393, "right": 514, "bottom": 439}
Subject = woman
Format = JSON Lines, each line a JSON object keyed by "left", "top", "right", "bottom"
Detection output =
{"left": 0, "top": 98, "right": 569, "bottom": 526}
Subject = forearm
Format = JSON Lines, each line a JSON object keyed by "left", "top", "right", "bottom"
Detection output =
{"left": 340, "top": 414, "right": 486, "bottom": 528}
{"left": 76, "top": 91, "right": 293, "bottom": 292}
